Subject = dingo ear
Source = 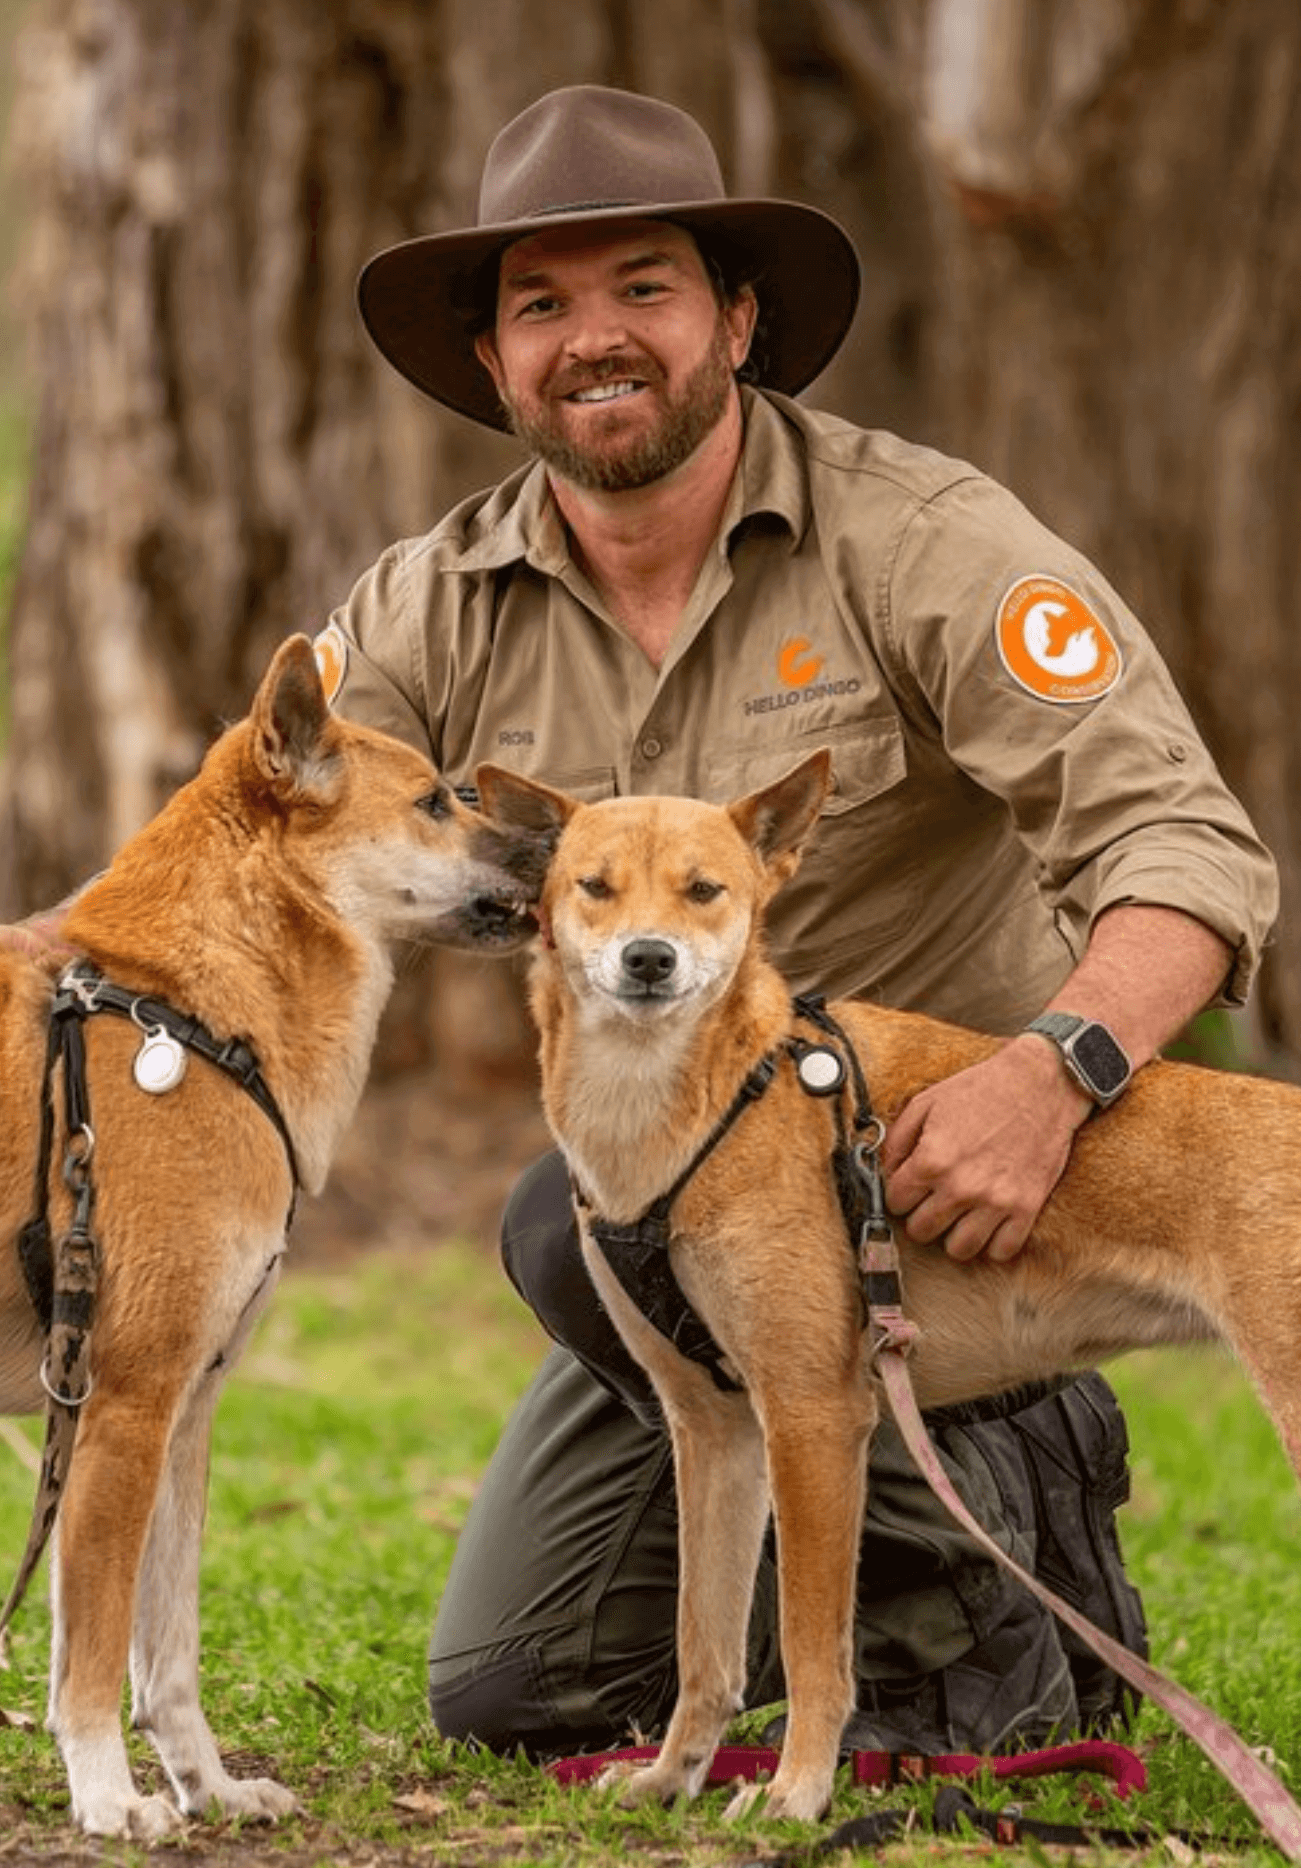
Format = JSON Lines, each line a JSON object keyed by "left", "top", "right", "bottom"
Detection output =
{"left": 728, "top": 749, "right": 832, "bottom": 875}
{"left": 475, "top": 765, "right": 579, "bottom": 841}
{"left": 249, "top": 634, "right": 343, "bottom": 801}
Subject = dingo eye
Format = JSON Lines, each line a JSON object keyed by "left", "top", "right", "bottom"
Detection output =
{"left": 417, "top": 787, "right": 452, "bottom": 820}
{"left": 686, "top": 879, "right": 723, "bottom": 904}
{"left": 578, "top": 875, "right": 612, "bottom": 900}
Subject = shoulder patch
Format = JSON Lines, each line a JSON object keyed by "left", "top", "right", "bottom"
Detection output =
{"left": 995, "top": 576, "right": 1122, "bottom": 704}
{"left": 312, "top": 623, "right": 349, "bottom": 706}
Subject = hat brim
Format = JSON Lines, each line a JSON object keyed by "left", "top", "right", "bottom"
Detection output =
{"left": 357, "top": 198, "right": 860, "bottom": 431}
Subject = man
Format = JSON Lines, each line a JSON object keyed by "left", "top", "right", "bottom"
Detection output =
{"left": 326, "top": 85, "right": 1276, "bottom": 1757}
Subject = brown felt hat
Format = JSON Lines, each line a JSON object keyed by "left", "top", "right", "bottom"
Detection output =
{"left": 357, "top": 85, "right": 861, "bottom": 432}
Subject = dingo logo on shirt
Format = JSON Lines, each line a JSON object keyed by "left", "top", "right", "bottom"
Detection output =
{"left": 995, "top": 576, "right": 1121, "bottom": 703}
{"left": 312, "top": 623, "right": 349, "bottom": 705}
{"left": 778, "top": 636, "right": 825, "bottom": 688}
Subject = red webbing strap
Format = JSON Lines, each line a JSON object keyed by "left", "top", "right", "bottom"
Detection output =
{"left": 875, "top": 1339, "right": 1301, "bottom": 1859}
{"left": 548, "top": 1737, "right": 1145, "bottom": 1795}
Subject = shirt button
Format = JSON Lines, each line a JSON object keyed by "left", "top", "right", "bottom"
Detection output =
{"left": 1167, "top": 742, "right": 1188, "bottom": 764}
{"left": 640, "top": 736, "right": 664, "bottom": 760}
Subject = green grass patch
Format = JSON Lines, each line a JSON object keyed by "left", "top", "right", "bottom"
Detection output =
{"left": 2, "top": 1246, "right": 1300, "bottom": 1862}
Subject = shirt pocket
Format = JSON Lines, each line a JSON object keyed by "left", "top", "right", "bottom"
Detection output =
{"left": 708, "top": 716, "right": 923, "bottom": 980}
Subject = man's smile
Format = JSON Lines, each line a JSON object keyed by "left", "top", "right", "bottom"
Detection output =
{"left": 566, "top": 380, "right": 647, "bottom": 405}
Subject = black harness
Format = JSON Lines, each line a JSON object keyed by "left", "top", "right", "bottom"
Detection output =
{"left": 1, "top": 959, "right": 300, "bottom": 1642}
{"left": 18, "top": 961, "right": 299, "bottom": 1330}
{"left": 574, "top": 995, "right": 890, "bottom": 1391}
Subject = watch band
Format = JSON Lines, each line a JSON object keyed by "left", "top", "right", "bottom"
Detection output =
{"left": 1024, "top": 1012, "right": 1132, "bottom": 1109}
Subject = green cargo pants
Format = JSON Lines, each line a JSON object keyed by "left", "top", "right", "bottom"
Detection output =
{"left": 428, "top": 1152, "right": 1146, "bottom": 1758}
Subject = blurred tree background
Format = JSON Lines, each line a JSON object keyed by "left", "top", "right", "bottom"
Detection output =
{"left": 0, "top": 0, "right": 1299, "bottom": 1083}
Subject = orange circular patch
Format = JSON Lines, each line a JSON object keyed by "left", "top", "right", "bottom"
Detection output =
{"left": 778, "top": 636, "right": 825, "bottom": 688}
{"left": 313, "top": 624, "right": 348, "bottom": 705}
{"left": 995, "top": 576, "right": 1122, "bottom": 704}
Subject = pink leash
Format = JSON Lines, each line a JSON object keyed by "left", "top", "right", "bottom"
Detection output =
{"left": 865, "top": 1226, "right": 1301, "bottom": 1860}
{"left": 550, "top": 1735, "right": 1146, "bottom": 1796}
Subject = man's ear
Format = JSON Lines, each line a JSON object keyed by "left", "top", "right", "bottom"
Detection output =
{"left": 474, "top": 329, "right": 506, "bottom": 395}
{"left": 725, "top": 282, "right": 759, "bottom": 374}
{"left": 727, "top": 749, "right": 832, "bottom": 881}
{"left": 248, "top": 634, "right": 343, "bottom": 802}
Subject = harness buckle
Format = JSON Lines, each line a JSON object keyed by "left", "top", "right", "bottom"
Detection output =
{"left": 214, "top": 1036, "right": 259, "bottom": 1085}
{"left": 59, "top": 963, "right": 103, "bottom": 1015}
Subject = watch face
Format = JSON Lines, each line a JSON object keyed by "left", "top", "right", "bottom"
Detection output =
{"left": 1070, "top": 1023, "right": 1130, "bottom": 1097}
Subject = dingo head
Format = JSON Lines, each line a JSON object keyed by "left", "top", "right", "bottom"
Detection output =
{"left": 476, "top": 751, "right": 831, "bottom": 1024}
{"left": 234, "top": 635, "right": 543, "bottom": 953}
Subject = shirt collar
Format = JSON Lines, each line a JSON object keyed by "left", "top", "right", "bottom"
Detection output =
{"left": 445, "top": 388, "right": 810, "bottom": 577}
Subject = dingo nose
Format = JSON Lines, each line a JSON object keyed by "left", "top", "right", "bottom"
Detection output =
{"left": 621, "top": 938, "right": 677, "bottom": 987}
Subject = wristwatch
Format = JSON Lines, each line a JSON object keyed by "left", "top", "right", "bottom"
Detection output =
{"left": 1023, "top": 1012, "right": 1132, "bottom": 1109}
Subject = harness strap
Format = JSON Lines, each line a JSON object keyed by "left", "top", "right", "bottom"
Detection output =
{"left": 1, "top": 961, "right": 301, "bottom": 1648}
{"left": 0, "top": 989, "right": 102, "bottom": 1646}
{"left": 576, "top": 1052, "right": 779, "bottom": 1393}
{"left": 576, "top": 1000, "right": 881, "bottom": 1393}
{"left": 792, "top": 992, "right": 875, "bottom": 1132}
{"left": 60, "top": 961, "right": 301, "bottom": 1190}
{"left": 15, "top": 996, "right": 65, "bottom": 1328}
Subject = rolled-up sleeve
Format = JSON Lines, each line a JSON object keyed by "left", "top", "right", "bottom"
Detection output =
{"left": 316, "top": 540, "right": 438, "bottom": 757}
{"left": 882, "top": 475, "right": 1279, "bottom": 1004}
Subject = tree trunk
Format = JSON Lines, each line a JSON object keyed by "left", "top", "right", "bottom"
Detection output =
{"left": 915, "top": 0, "right": 1301, "bottom": 1067}
{"left": 2, "top": 0, "right": 1299, "bottom": 1072}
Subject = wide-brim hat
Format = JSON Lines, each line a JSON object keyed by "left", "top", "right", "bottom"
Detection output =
{"left": 358, "top": 85, "right": 861, "bottom": 432}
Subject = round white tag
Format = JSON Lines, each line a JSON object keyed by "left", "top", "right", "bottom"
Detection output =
{"left": 134, "top": 1029, "right": 188, "bottom": 1095}
{"left": 796, "top": 1046, "right": 845, "bottom": 1094}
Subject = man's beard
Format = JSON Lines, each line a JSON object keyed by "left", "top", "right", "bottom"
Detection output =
{"left": 498, "top": 323, "right": 735, "bottom": 493}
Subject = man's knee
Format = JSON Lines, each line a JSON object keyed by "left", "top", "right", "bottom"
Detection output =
{"left": 428, "top": 1637, "right": 677, "bottom": 1760}
{"left": 428, "top": 1646, "right": 559, "bottom": 1757}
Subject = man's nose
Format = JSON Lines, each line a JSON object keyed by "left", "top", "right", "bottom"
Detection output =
{"left": 562, "top": 296, "right": 629, "bottom": 359}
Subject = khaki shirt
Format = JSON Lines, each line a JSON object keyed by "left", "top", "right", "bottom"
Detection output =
{"left": 323, "top": 389, "right": 1276, "bottom": 1034}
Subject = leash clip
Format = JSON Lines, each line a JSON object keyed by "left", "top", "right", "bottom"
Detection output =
{"left": 850, "top": 1128, "right": 919, "bottom": 1361}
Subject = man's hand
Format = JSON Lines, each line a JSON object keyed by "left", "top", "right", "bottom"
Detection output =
{"left": 880, "top": 1037, "right": 1091, "bottom": 1263}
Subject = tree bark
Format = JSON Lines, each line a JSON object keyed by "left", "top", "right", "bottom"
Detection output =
{"left": 2, "top": 0, "right": 1299, "bottom": 1073}
{"left": 915, "top": 0, "right": 1301, "bottom": 1067}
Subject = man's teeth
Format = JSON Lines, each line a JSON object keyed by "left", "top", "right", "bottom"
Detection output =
{"left": 570, "top": 381, "right": 641, "bottom": 403}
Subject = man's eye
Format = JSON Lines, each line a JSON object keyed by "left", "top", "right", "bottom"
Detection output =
{"left": 686, "top": 879, "right": 723, "bottom": 904}
{"left": 578, "top": 875, "right": 613, "bottom": 900}
{"left": 417, "top": 788, "right": 452, "bottom": 820}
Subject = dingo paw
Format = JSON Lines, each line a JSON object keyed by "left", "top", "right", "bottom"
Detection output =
{"left": 597, "top": 1756, "right": 701, "bottom": 1807}
{"left": 81, "top": 1792, "right": 187, "bottom": 1842}
{"left": 722, "top": 1766, "right": 834, "bottom": 1824}
{"left": 213, "top": 1775, "right": 300, "bottom": 1823}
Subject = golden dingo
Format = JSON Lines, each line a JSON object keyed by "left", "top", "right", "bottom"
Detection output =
{"left": 478, "top": 748, "right": 1301, "bottom": 1824}
{"left": 0, "top": 636, "right": 538, "bottom": 1838}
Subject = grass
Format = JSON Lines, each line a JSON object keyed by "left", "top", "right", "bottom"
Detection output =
{"left": 2, "top": 1242, "right": 1300, "bottom": 1863}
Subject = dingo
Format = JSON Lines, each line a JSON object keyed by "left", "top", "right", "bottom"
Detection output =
{"left": 478, "top": 749, "right": 1301, "bottom": 1825}
{"left": 0, "top": 637, "right": 538, "bottom": 1839}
